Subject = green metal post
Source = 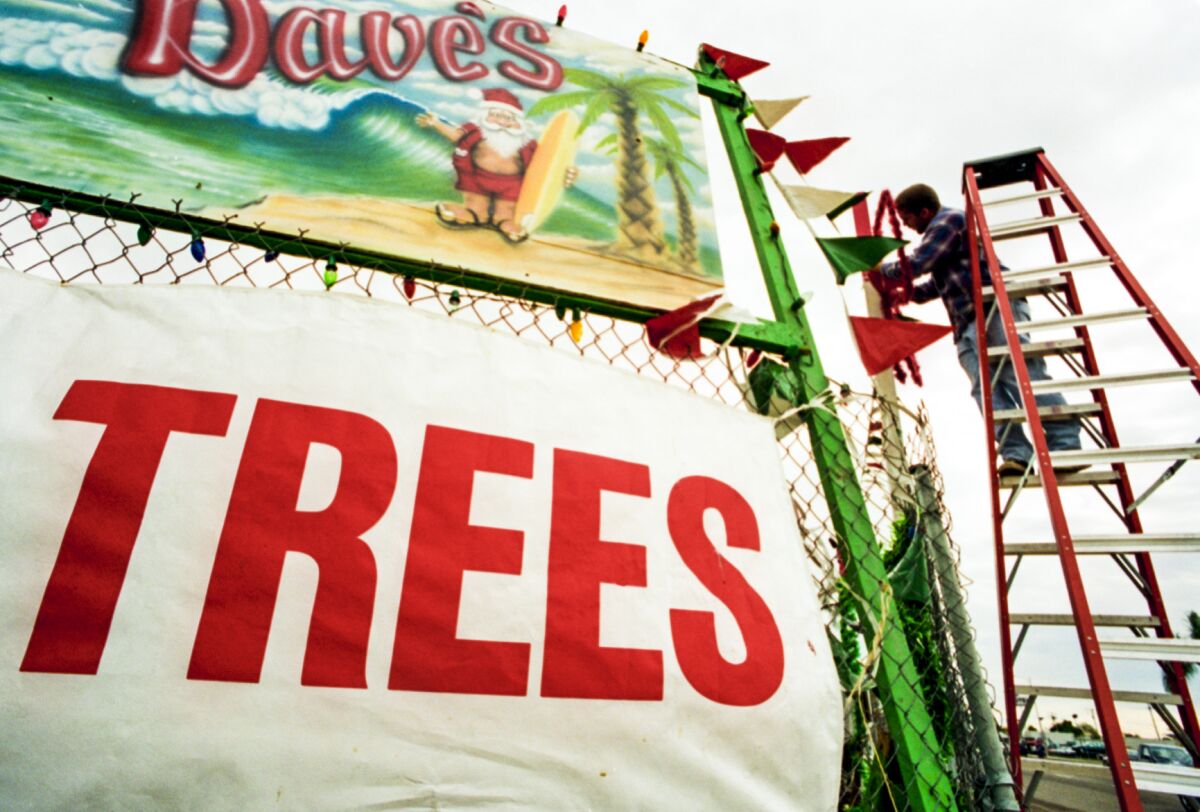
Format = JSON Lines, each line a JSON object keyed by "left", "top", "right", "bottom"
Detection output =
{"left": 696, "top": 56, "right": 959, "bottom": 811}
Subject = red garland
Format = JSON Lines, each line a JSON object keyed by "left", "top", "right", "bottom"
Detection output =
{"left": 864, "top": 189, "right": 924, "bottom": 385}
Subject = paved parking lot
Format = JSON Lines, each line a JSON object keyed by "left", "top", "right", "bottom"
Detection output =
{"left": 1025, "top": 759, "right": 1186, "bottom": 811}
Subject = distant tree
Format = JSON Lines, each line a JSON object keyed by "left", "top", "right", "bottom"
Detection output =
{"left": 1050, "top": 720, "right": 1082, "bottom": 735}
{"left": 1078, "top": 723, "right": 1101, "bottom": 740}
{"left": 1162, "top": 609, "right": 1199, "bottom": 691}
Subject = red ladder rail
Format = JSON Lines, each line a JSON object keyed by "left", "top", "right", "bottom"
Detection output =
{"left": 1028, "top": 159, "right": 1200, "bottom": 758}
{"left": 962, "top": 147, "right": 1200, "bottom": 810}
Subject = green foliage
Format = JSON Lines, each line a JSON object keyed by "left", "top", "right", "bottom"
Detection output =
{"left": 529, "top": 68, "right": 697, "bottom": 154}
{"left": 645, "top": 138, "right": 703, "bottom": 195}
{"left": 1162, "top": 608, "right": 1199, "bottom": 691}
{"left": 882, "top": 512, "right": 957, "bottom": 758}
{"left": 747, "top": 359, "right": 801, "bottom": 414}
{"left": 526, "top": 90, "right": 596, "bottom": 117}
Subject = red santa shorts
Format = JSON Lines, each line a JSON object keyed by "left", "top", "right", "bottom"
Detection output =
{"left": 455, "top": 165, "right": 524, "bottom": 202}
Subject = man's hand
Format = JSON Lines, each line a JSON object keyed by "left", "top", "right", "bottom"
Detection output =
{"left": 563, "top": 166, "right": 579, "bottom": 188}
{"left": 416, "top": 113, "right": 462, "bottom": 143}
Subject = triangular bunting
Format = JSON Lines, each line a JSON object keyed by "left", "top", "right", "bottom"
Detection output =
{"left": 816, "top": 236, "right": 906, "bottom": 284}
{"left": 784, "top": 137, "right": 850, "bottom": 175}
{"left": 752, "top": 96, "right": 808, "bottom": 130}
{"left": 780, "top": 185, "right": 867, "bottom": 221}
{"left": 746, "top": 129, "right": 786, "bottom": 171}
{"left": 701, "top": 44, "right": 770, "bottom": 81}
{"left": 645, "top": 294, "right": 722, "bottom": 358}
{"left": 849, "top": 316, "right": 951, "bottom": 376}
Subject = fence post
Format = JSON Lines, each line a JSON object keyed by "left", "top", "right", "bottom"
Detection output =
{"left": 914, "top": 464, "right": 1020, "bottom": 810}
{"left": 697, "top": 56, "right": 959, "bottom": 811}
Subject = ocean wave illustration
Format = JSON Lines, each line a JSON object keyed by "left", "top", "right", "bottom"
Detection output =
{"left": 0, "top": 17, "right": 429, "bottom": 133}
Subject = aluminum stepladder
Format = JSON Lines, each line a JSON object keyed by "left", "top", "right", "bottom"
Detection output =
{"left": 963, "top": 147, "right": 1200, "bottom": 810}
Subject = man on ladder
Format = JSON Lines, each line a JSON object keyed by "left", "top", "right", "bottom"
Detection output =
{"left": 879, "top": 183, "right": 1084, "bottom": 477}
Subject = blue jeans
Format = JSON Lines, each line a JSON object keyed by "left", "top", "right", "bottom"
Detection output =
{"left": 956, "top": 299, "right": 1081, "bottom": 464}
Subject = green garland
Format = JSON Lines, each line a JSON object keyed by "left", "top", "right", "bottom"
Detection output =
{"left": 882, "top": 510, "right": 963, "bottom": 807}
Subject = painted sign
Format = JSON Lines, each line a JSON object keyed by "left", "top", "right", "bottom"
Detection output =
{"left": 0, "top": 270, "right": 841, "bottom": 808}
{"left": 0, "top": 0, "right": 724, "bottom": 309}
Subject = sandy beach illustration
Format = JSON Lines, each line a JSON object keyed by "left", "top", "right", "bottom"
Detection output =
{"left": 227, "top": 194, "right": 722, "bottom": 310}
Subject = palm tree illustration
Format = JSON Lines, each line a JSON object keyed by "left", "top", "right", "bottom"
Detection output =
{"left": 597, "top": 132, "right": 703, "bottom": 272}
{"left": 528, "top": 68, "right": 696, "bottom": 263}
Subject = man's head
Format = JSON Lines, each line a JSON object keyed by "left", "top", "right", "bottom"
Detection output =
{"left": 476, "top": 88, "right": 528, "bottom": 157}
{"left": 895, "top": 184, "right": 941, "bottom": 234}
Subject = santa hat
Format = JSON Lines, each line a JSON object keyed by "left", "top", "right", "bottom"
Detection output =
{"left": 473, "top": 88, "right": 523, "bottom": 113}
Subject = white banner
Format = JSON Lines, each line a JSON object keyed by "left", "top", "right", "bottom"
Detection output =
{"left": 0, "top": 270, "right": 841, "bottom": 810}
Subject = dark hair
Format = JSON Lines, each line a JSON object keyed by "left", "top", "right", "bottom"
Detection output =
{"left": 895, "top": 184, "right": 940, "bottom": 214}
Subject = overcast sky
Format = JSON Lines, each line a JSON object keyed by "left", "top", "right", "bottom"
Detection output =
{"left": 497, "top": 0, "right": 1200, "bottom": 738}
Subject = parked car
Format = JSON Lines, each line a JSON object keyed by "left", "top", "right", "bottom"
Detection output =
{"left": 1137, "top": 743, "right": 1194, "bottom": 767}
{"left": 1099, "top": 741, "right": 1194, "bottom": 767}
{"left": 1020, "top": 737, "right": 1046, "bottom": 757}
{"left": 1073, "top": 741, "right": 1107, "bottom": 760}
{"left": 1047, "top": 744, "right": 1077, "bottom": 758}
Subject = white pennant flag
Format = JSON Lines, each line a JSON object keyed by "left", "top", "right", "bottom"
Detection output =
{"left": 751, "top": 96, "right": 809, "bottom": 130}
{"left": 780, "top": 184, "right": 866, "bottom": 221}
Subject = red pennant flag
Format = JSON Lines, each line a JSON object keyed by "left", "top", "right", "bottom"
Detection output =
{"left": 646, "top": 295, "right": 722, "bottom": 358}
{"left": 701, "top": 44, "right": 770, "bottom": 81}
{"left": 784, "top": 137, "right": 850, "bottom": 175}
{"left": 746, "top": 129, "right": 787, "bottom": 172}
{"left": 849, "top": 316, "right": 951, "bottom": 376}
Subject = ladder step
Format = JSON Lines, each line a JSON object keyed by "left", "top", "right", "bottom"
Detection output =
{"left": 1131, "top": 762, "right": 1200, "bottom": 799}
{"left": 1009, "top": 613, "right": 1161, "bottom": 628}
{"left": 983, "top": 188, "right": 1064, "bottom": 207}
{"left": 1006, "top": 533, "right": 1200, "bottom": 555}
{"left": 990, "top": 213, "right": 1082, "bottom": 240}
{"left": 994, "top": 402, "right": 1102, "bottom": 423}
{"left": 1100, "top": 638, "right": 1200, "bottom": 663}
{"left": 1020, "top": 758, "right": 1200, "bottom": 799}
{"left": 1030, "top": 368, "right": 1195, "bottom": 393}
{"left": 999, "top": 469, "right": 1120, "bottom": 489}
{"left": 986, "top": 337, "right": 1085, "bottom": 359}
{"left": 1018, "top": 684, "right": 1183, "bottom": 705}
{"left": 1049, "top": 443, "right": 1200, "bottom": 466}
{"left": 981, "top": 275, "right": 1069, "bottom": 301}
{"left": 1020, "top": 307, "right": 1147, "bottom": 332}
{"left": 1003, "top": 256, "right": 1113, "bottom": 283}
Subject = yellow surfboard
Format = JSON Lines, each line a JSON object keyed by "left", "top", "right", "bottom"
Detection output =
{"left": 515, "top": 109, "right": 579, "bottom": 234}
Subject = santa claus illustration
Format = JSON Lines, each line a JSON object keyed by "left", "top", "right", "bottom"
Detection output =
{"left": 417, "top": 88, "right": 574, "bottom": 243}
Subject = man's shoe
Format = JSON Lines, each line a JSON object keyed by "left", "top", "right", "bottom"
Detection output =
{"left": 998, "top": 458, "right": 1030, "bottom": 477}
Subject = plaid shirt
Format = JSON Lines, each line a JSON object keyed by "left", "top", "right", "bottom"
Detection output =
{"left": 880, "top": 207, "right": 1001, "bottom": 340}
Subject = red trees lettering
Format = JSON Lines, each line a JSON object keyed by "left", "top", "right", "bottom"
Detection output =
{"left": 541, "top": 450, "right": 661, "bottom": 700}
{"left": 667, "top": 476, "right": 785, "bottom": 706}
{"left": 389, "top": 426, "right": 534, "bottom": 695}
{"left": 21, "top": 381, "right": 237, "bottom": 674}
{"left": 22, "top": 381, "right": 784, "bottom": 707}
{"left": 187, "top": 400, "right": 397, "bottom": 688}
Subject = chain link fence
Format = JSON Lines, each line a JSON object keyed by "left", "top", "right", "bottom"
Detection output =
{"left": 1, "top": 187, "right": 1014, "bottom": 810}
